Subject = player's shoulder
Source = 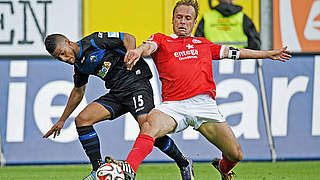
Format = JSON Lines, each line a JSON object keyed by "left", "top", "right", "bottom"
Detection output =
{"left": 194, "top": 37, "right": 222, "bottom": 48}
{"left": 154, "top": 33, "right": 169, "bottom": 37}
{"left": 85, "top": 32, "right": 122, "bottom": 39}
{"left": 80, "top": 32, "right": 101, "bottom": 43}
{"left": 154, "top": 33, "right": 167, "bottom": 37}
{"left": 147, "top": 33, "right": 167, "bottom": 41}
{"left": 193, "top": 36, "right": 212, "bottom": 44}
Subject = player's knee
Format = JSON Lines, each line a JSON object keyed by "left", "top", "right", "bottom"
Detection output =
{"left": 139, "top": 112, "right": 161, "bottom": 138}
{"left": 140, "top": 120, "right": 158, "bottom": 137}
{"left": 75, "top": 114, "right": 91, "bottom": 127}
{"left": 140, "top": 120, "right": 151, "bottom": 132}
{"left": 235, "top": 150, "right": 244, "bottom": 162}
{"left": 231, "top": 148, "right": 243, "bottom": 162}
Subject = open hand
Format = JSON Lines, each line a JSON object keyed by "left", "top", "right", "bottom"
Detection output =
{"left": 43, "top": 120, "right": 65, "bottom": 138}
{"left": 269, "top": 46, "right": 292, "bottom": 62}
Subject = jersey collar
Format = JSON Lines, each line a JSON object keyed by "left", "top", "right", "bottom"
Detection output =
{"left": 169, "top": 34, "right": 179, "bottom": 39}
{"left": 169, "top": 34, "right": 194, "bottom": 39}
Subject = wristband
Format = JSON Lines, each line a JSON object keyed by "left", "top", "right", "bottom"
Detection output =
{"left": 228, "top": 46, "right": 240, "bottom": 60}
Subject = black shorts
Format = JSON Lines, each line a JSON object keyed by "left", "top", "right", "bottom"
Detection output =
{"left": 94, "top": 79, "right": 154, "bottom": 121}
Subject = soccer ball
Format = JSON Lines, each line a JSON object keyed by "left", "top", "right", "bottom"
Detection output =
{"left": 96, "top": 163, "right": 125, "bottom": 180}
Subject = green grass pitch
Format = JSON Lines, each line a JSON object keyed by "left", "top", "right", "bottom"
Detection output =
{"left": 0, "top": 161, "right": 320, "bottom": 180}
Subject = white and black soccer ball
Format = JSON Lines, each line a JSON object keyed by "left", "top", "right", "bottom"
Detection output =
{"left": 96, "top": 163, "right": 125, "bottom": 180}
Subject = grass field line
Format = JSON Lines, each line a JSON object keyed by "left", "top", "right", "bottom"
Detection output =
{"left": 0, "top": 161, "right": 320, "bottom": 180}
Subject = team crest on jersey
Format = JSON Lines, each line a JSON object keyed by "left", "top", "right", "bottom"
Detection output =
{"left": 186, "top": 44, "right": 194, "bottom": 49}
{"left": 97, "top": 62, "right": 112, "bottom": 78}
{"left": 192, "top": 39, "right": 202, "bottom": 44}
{"left": 90, "top": 55, "right": 98, "bottom": 62}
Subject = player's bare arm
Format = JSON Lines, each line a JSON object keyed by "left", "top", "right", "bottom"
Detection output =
{"left": 124, "top": 42, "right": 156, "bottom": 70}
{"left": 43, "top": 85, "right": 86, "bottom": 138}
{"left": 223, "top": 46, "right": 292, "bottom": 62}
{"left": 123, "top": 33, "right": 136, "bottom": 50}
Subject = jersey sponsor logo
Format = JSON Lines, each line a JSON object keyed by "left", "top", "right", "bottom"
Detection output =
{"left": 192, "top": 39, "right": 202, "bottom": 44}
{"left": 173, "top": 49, "right": 199, "bottom": 61}
{"left": 98, "top": 32, "right": 103, "bottom": 38}
{"left": 107, "top": 32, "right": 120, "bottom": 38}
{"left": 97, "top": 62, "right": 112, "bottom": 78}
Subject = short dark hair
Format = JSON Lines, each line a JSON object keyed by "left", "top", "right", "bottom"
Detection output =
{"left": 173, "top": 0, "right": 199, "bottom": 19}
{"left": 44, "top": 34, "right": 66, "bottom": 54}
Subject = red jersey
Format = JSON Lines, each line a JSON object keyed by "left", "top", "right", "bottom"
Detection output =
{"left": 146, "top": 33, "right": 225, "bottom": 102}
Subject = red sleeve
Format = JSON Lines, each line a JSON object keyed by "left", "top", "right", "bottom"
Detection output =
{"left": 199, "top": 38, "right": 224, "bottom": 60}
{"left": 210, "top": 42, "right": 223, "bottom": 60}
{"left": 145, "top": 33, "right": 164, "bottom": 53}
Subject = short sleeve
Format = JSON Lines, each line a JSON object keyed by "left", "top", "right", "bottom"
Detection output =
{"left": 144, "top": 33, "right": 163, "bottom": 53}
{"left": 73, "top": 66, "right": 89, "bottom": 87}
{"left": 209, "top": 42, "right": 225, "bottom": 60}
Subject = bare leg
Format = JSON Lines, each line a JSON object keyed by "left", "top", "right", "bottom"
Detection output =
{"left": 198, "top": 121, "right": 243, "bottom": 162}
{"left": 141, "top": 109, "right": 177, "bottom": 138}
{"left": 75, "top": 102, "right": 111, "bottom": 126}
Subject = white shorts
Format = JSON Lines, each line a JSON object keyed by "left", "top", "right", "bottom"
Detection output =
{"left": 155, "top": 94, "right": 225, "bottom": 133}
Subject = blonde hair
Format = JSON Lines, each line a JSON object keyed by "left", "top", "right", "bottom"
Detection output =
{"left": 173, "top": 0, "right": 199, "bottom": 19}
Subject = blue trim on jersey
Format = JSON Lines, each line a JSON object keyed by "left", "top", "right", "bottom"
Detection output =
{"left": 137, "top": 113, "right": 148, "bottom": 117}
{"left": 76, "top": 39, "right": 106, "bottom": 75}
{"left": 120, "top": 32, "right": 124, "bottom": 41}
{"left": 90, "top": 39, "right": 99, "bottom": 49}
{"left": 79, "top": 132, "right": 97, "bottom": 141}
{"left": 94, "top": 101, "right": 115, "bottom": 119}
{"left": 162, "top": 137, "right": 172, "bottom": 152}
{"left": 77, "top": 41, "right": 82, "bottom": 59}
{"left": 83, "top": 140, "right": 99, "bottom": 147}
{"left": 114, "top": 48, "right": 126, "bottom": 55}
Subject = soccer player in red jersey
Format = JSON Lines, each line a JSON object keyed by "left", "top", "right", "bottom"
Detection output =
{"left": 116, "top": 0, "right": 291, "bottom": 179}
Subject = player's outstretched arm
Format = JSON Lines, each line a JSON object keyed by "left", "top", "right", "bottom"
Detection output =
{"left": 124, "top": 42, "right": 156, "bottom": 70}
{"left": 223, "top": 46, "right": 291, "bottom": 62}
{"left": 240, "top": 46, "right": 291, "bottom": 62}
{"left": 43, "top": 85, "right": 86, "bottom": 138}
